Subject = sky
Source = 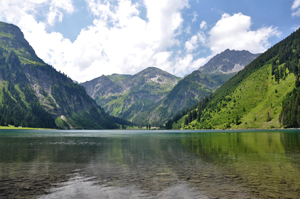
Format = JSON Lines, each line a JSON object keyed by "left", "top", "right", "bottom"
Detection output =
{"left": 0, "top": 0, "right": 300, "bottom": 83}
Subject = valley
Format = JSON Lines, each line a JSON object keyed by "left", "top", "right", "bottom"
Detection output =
{"left": 82, "top": 49, "right": 259, "bottom": 127}
{"left": 0, "top": 21, "right": 299, "bottom": 130}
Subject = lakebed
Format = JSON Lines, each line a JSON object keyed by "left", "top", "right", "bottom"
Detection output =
{"left": 0, "top": 129, "right": 299, "bottom": 198}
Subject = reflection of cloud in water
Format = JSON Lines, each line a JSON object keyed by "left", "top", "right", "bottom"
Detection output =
{"left": 39, "top": 173, "right": 209, "bottom": 199}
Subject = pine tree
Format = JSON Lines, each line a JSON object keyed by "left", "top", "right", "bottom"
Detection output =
{"left": 235, "top": 115, "right": 240, "bottom": 125}
{"left": 267, "top": 112, "right": 271, "bottom": 122}
{"left": 188, "top": 112, "right": 192, "bottom": 123}
{"left": 184, "top": 116, "right": 189, "bottom": 125}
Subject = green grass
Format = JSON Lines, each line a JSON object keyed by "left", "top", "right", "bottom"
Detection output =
{"left": 0, "top": 81, "right": 5, "bottom": 102}
{"left": 107, "top": 74, "right": 131, "bottom": 84}
{"left": 172, "top": 116, "right": 185, "bottom": 129}
{"left": 182, "top": 64, "right": 296, "bottom": 130}
{"left": 0, "top": 125, "right": 54, "bottom": 130}
{"left": 19, "top": 57, "right": 45, "bottom": 66}
{"left": 104, "top": 95, "right": 127, "bottom": 116}
{"left": 55, "top": 117, "right": 70, "bottom": 129}
{"left": 0, "top": 32, "right": 13, "bottom": 39}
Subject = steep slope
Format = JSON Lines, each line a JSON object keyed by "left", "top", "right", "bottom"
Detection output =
{"left": 83, "top": 49, "right": 260, "bottom": 127}
{"left": 167, "top": 28, "right": 300, "bottom": 130}
{"left": 137, "top": 50, "right": 259, "bottom": 126}
{"left": 83, "top": 74, "right": 131, "bottom": 106}
{"left": 0, "top": 21, "right": 119, "bottom": 129}
{"left": 82, "top": 67, "right": 181, "bottom": 123}
{"left": 136, "top": 70, "right": 220, "bottom": 126}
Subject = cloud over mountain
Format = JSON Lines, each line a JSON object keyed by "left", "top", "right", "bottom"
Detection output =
{"left": 0, "top": 0, "right": 287, "bottom": 82}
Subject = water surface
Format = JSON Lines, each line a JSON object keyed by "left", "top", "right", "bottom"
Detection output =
{"left": 0, "top": 129, "right": 300, "bottom": 198}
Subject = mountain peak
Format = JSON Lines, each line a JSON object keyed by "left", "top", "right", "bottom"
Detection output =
{"left": 0, "top": 22, "right": 41, "bottom": 63}
{"left": 134, "top": 67, "right": 179, "bottom": 80}
{"left": 199, "top": 49, "right": 260, "bottom": 75}
{"left": 82, "top": 66, "right": 181, "bottom": 124}
{"left": 0, "top": 21, "right": 119, "bottom": 129}
{"left": 139, "top": 66, "right": 164, "bottom": 73}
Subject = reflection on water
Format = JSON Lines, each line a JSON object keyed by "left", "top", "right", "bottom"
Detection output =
{"left": 0, "top": 130, "right": 300, "bottom": 198}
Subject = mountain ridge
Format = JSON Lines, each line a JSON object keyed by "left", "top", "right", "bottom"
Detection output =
{"left": 82, "top": 67, "right": 181, "bottom": 124}
{"left": 167, "top": 28, "right": 300, "bottom": 130}
{"left": 0, "top": 21, "right": 124, "bottom": 129}
{"left": 137, "top": 49, "right": 260, "bottom": 126}
{"left": 82, "top": 49, "right": 260, "bottom": 126}
{"left": 199, "top": 49, "right": 261, "bottom": 75}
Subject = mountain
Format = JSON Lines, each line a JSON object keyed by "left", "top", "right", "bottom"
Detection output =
{"left": 0, "top": 21, "right": 122, "bottom": 129}
{"left": 200, "top": 49, "right": 261, "bottom": 75}
{"left": 82, "top": 49, "right": 260, "bottom": 127}
{"left": 166, "top": 28, "right": 300, "bottom": 130}
{"left": 135, "top": 70, "right": 220, "bottom": 126}
{"left": 137, "top": 50, "right": 260, "bottom": 126}
{"left": 82, "top": 67, "right": 181, "bottom": 124}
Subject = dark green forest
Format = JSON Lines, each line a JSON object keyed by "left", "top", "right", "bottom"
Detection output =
{"left": 0, "top": 49, "right": 57, "bottom": 128}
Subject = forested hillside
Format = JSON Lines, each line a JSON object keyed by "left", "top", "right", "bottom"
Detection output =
{"left": 166, "top": 28, "right": 300, "bottom": 130}
{"left": 83, "top": 49, "right": 258, "bottom": 127}
{"left": 137, "top": 70, "right": 219, "bottom": 126}
{"left": 0, "top": 22, "right": 121, "bottom": 129}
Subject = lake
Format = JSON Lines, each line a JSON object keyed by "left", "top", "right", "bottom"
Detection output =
{"left": 0, "top": 129, "right": 300, "bottom": 199}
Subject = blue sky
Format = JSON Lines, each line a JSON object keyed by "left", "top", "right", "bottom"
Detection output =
{"left": 0, "top": 0, "right": 299, "bottom": 82}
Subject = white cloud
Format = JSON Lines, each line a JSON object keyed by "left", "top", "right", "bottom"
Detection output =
{"left": 292, "top": 0, "right": 300, "bottom": 16}
{"left": 0, "top": 0, "right": 75, "bottom": 67}
{"left": 184, "top": 25, "right": 191, "bottom": 34}
{"left": 184, "top": 32, "right": 206, "bottom": 53}
{"left": 0, "top": 0, "right": 193, "bottom": 82}
{"left": 173, "top": 54, "right": 193, "bottom": 75}
{"left": 190, "top": 56, "right": 212, "bottom": 70}
{"left": 197, "top": 31, "right": 207, "bottom": 44}
{"left": 192, "top": 11, "right": 198, "bottom": 23}
{"left": 173, "top": 54, "right": 211, "bottom": 75}
{"left": 292, "top": 0, "right": 300, "bottom": 9}
{"left": 185, "top": 35, "right": 198, "bottom": 52}
{"left": 0, "top": 0, "right": 74, "bottom": 26}
{"left": 291, "top": 24, "right": 300, "bottom": 31}
{"left": 208, "top": 13, "right": 280, "bottom": 54}
{"left": 0, "top": 1, "right": 281, "bottom": 82}
{"left": 200, "top": 20, "right": 207, "bottom": 30}
{"left": 47, "top": 0, "right": 74, "bottom": 26}
{"left": 69, "top": 0, "right": 190, "bottom": 81}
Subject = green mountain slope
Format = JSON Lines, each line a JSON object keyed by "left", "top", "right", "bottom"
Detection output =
{"left": 82, "top": 50, "right": 259, "bottom": 127}
{"left": 167, "top": 28, "right": 300, "bottom": 130}
{"left": 82, "top": 67, "right": 181, "bottom": 124}
{"left": 138, "top": 50, "right": 259, "bottom": 126}
{"left": 0, "top": 22, "right": 120, "bottom": 129}
{"left": 136, "top": 70, "right": 222, "bottom": 126}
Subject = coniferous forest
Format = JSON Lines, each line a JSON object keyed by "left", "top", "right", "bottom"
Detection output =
{"left": 0, "top": 49, "right": 57, "bottom": 128}
{"left": 166, "top": 28, "right": 300, "bottom": 129}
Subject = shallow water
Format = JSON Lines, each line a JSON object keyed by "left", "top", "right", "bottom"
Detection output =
{"left": 0, "top": 129, "right": 300, "bottom": 198}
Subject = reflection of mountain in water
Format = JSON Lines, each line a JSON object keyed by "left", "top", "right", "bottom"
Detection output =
{"left": 180, "top": 131, "right": 300, "bottom": 198}
{"left": 0, "top": 130, "right": 300, "bottom": 198}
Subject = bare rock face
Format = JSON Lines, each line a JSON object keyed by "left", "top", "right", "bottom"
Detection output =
{"left": 199, "top": 49, "right": 261, "bottom": 75}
